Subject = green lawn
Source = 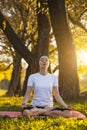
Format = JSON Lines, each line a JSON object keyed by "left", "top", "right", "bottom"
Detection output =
{"left": 0, "top": 89, "right": 87, "bottom": 130}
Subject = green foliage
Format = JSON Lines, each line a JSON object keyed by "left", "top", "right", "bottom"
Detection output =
{"left": 0, "top": 90, "right": 87, "bottom": 130}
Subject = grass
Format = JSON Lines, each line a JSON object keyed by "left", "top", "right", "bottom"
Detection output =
{"left": 0, "top": 89, "right": 87, "bottom": 130}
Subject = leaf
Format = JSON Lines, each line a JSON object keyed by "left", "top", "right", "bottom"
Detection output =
{"left": 19, "top": 22, "right": 23, "bottom": 30}
{"left": 24, "top": 3, "right": 29, "bottom": 9}
{"left": 18, "top": 0, "right": 22, "bottom": 3}
{"left": 2, "top": 20, "right": 6, "bottom": 30}
{"left": 38, "top": 2, "right": 41, "bottom": 8}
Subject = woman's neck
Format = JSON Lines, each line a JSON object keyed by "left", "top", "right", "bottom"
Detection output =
{"left": 39, "top": 69, "right": 48, "bottom": 75}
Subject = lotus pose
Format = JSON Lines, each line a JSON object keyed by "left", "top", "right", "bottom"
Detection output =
{"left": 21, "top": 56, "right": 86, "bottom": 119}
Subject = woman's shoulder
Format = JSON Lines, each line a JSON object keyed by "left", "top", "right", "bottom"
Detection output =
{"left": 48, "top": 73, "right": 57, "bottom": 78}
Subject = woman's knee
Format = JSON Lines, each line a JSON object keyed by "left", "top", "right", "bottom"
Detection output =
{"left": 22, "top": 109, "right": 31, "bottom": 117}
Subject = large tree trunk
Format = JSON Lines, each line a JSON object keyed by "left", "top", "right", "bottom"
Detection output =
{"left": 48, "top": 0, "right": 79, "bottom": 100}
{"left": 6, "top": 53, "right": 21, "bottom": 96}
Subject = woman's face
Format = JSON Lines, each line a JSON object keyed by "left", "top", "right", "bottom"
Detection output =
{"left": 39, "top": 56, "right": 49, "bottom": 69}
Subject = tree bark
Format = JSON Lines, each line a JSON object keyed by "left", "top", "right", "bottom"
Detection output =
{"left": 37, "top": 0, "right": 50, "bottom": 57}
{"left": 48, "top": 0, "right": 79, "bottom": 100}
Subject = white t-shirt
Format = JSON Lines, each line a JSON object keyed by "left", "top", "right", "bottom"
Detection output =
{"left": 27, "top": 73, "right": 58, "bottom": 107}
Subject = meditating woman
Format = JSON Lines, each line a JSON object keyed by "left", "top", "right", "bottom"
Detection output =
{"left": 21, "top": 55, "right": 86, "bottom": 118}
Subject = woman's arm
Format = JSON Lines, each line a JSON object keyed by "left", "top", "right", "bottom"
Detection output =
{"left": 21, "top": 86, "right": 33, "bottom": 108}
{"left": 53, "top": 87, "right": 68, "bottom": 108}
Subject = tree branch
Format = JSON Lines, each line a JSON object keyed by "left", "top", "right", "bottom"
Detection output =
{"left": 68, "top": 13, "right": 87, "bottom": 33}
{"left": 0, "top": 10, "right": 32, "bottom": 64}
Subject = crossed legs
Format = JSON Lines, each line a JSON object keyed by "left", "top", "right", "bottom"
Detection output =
{"left": 22, "top": 106, "right": 71, "bottom": 118}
